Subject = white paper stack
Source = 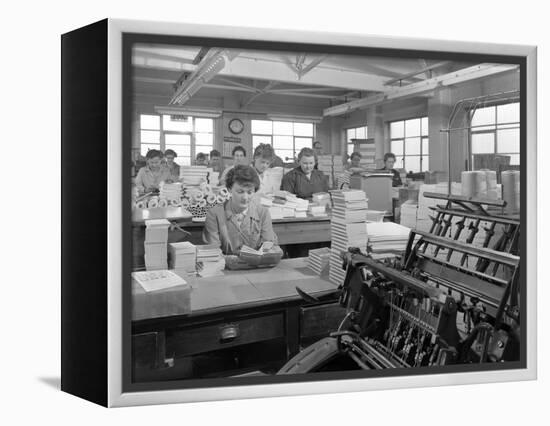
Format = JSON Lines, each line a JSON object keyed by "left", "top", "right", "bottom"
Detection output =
{"left": 399, "top": 201, "right": 418, "bottom": 228}
{"left": 208, "top": 170, "right": 219, "bottom": 186}
{"left": 268, "top": 206, "right": 284, "bottom": 220}
{"left": 144, "top": 219, "right": 170, "bottom": 270}
{"left": 159, "top": 182, "right": 183, "bottom": 205}
{"left": 196, "top": 244, "right": 225, "bottom": 277}
{"left": 308, "top": 247, "right": 331, "bottom": 276}
{"left": 329, "top": 190, "right": 369, "bottom": 285}
{"left": 309, "top": 204, "right": 327, "bottom": 217}
{"left": 366, "top": 222, "right": 412, "bottom": 260}
{"left": 132, "top": 269, "right": 188, "bottom": 293}
{"left": 169, "top": 241, "right": 197, "bottom": 276}
{"left": 180, "top": 166, "right": 208, "bottom": 186}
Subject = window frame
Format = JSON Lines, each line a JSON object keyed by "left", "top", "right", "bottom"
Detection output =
{"left": 345, "top": 125, "right": 368, "bottom": 158}
{"left": 251, "top": 119, "right": 315, "bottom": 161}
{"left": 388, "top": 116, "right": 429, "bottom": 173}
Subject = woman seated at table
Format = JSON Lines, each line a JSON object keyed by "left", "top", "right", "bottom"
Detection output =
{"left": 135, "top": 149, "right": 173, "bottom": 195}
{"left": 344, "top": 151, "right": 364, "bottom": 172}
{"left": 280, "top": 147, "right": 329, "bottom": 199}
{"left": 220, "top": 145, "right": 248, "bottom": 186}
{"left": 252, "top": 143, "right": 279, "bottom": 197}
{"left": 379, "top": 152, "right": 403, "bottom": 187}
{"left": 204, "top": 165, "right": 278, "bottom": 255}
{"left": 163, "top": 149, "right": 180, "bottom": 180}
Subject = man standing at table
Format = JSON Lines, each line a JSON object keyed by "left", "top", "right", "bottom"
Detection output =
{"left": 281, "top": 147, "right": 328, "bottom": 200}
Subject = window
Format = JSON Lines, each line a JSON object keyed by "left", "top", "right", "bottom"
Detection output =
{"left": 389, "top": 117, "right": 429, "bottom": 172}
{"left": 138, "top": 114, "right": 214, "bottom": 166}
{"left": 470, "top": 102, "right": 520, "bottom": 166}
{"left": 251, "top": 120, "right": 314, "bottom": 161}
{"left": 345, "top": 125, "right": 368, "bottom": 157}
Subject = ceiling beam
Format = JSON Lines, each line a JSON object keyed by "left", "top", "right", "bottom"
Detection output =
{"left": 298, "top": 55, "right": 329, "bottom": 79}
{"left": 241, "top": 81, "right": 279, "bottom": 107}
{"left": 133, "top": 50, "right": 196, "bottom": 65}
{"left": 324, "top": 63, "right": 518, "bottom": 116}
{"left": 192, "top": 47, "right": 211, "bottom": 65}
{"left": 384, "top": 61, "right": 452, "bottom": 86}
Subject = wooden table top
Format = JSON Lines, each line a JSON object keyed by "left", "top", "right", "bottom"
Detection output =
{"left": 132, "top": 206, "right": 193, "bottom": 224}
{"left": 132, "top": 257, "right": 337, "bottom": 322}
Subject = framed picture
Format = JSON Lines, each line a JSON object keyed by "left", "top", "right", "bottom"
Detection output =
{"left": 61, "top": 18, "right": 537, "bottom": 407}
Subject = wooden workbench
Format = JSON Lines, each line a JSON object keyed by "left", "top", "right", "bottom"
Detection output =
{"left": 132, "top": 258, "right": 345, "bottom": 381}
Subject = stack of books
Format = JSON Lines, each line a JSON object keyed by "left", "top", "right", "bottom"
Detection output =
{"left": 308, "top": 247, "right": 330, "bottom": 276}
{"left": 159, "top": 182, "right": 183, "bottom": 204}
{"left": 366, "top": 222, "right": 412, "bottom": 260}
{"left": 309, "top": 204, "right": 327, "bottom": 217}
{"left": 180, "top": 166, "right": 208, "bottom": 186}
{"left": 196, "top": 244, "right": 225, "bottom": 277}
{"left": 168, "top": 241, "right": 197, "bottom": 276}
{"left": 270, "top": 191, "right": 309, "bottom": 218}
{"left": 328, "top": 190, "right": 369, "bottom": 285}
{"left": 144, "top": 219, "right": 170, "bottom": 270}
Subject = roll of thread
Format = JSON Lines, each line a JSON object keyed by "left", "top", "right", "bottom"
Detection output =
{"left": 206, "top": 193, "right": 217, "bottom": 204}
{"left": 147, "top": 198, "right": 159, "bottom": 208}
{"left": 170, "top": 199, "right": 182, "bottom": 207}
{"left": 198, "top": 199, "right": 207, "bottom": 208}
{"left": 216, "top": 194, "right": 226, "bottom": 204}
{"left": 135, "top": 200, "right": 146, "bottom": 209}
{"left": 193, "top": 190, "right": 205, "bottom": 201}
{"left": 158, "top": 198, "right": 168, "bottom": 208}
{"left": 501, "top": 170, "right": 520, "bottom": 213}
{"left": 200, "top": 183, "right": 212, "bottom": 194}
{"left": 181, "top": 198, "right": 190, "bottom": 208}
{"left": 219, "top": 187, "right": 229, "bottom": 198}
{"left": 461, "top": 171, "right": 487, "bottom": 198}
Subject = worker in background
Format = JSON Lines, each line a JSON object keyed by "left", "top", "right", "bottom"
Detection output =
{"left": 203, "top": 165, "right": 278, "bottom": 255}
{"left": 380, "top": 152, "right": 403, "bottom": 187}
{"left": 208, "top": 149, "right": 222, "bottom": 173}
{"left": 164, "top": 149, "right": 180, "bottom": 180}
{"left": 135, "top": 149, "right": 173, "bottom": 195}
{"left": 252, "top": 143, "right": 277, "bottom": 197}
{"left": 281, "top": 147, "right": 329, "bottom": 200}
{"left": 345, "top": 151, "right": 364, "bottom": 172}
{"left": 195, "top": 152, "right": 208, "bottom": 166}
{"left": 270, "top": 154, "right": 284, "bottom": 168}
{"left": 220, "top": 145, "right": 248, "bottom": 185}
{"left": 312, "top": 140, "right": 323, "bottom": 170}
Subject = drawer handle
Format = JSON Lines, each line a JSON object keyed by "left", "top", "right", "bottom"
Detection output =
{"left": 219, "top": 324, "right": 240, "bottom": 342}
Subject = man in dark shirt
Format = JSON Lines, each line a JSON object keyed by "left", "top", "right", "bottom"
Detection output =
{"left": 281, "top": 147, "right": 329, "bottom": 199}
{"left": 380, "top": 152, "right": 403, "bottom": 187}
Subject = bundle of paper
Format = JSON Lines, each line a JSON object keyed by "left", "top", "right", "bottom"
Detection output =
{"left": 132, "top": 269, "right": 188, "bottom": 293}
{"left": 268, "top": 206, "right": 284, "bottom": 220}
{"left": 308, "top": 247, "right": 330, "bottom": 276}
{"left": 169, "top": 241, "right": 196, "bottom": 276}
{"left": 328, "top": 189, "right": 369, "bottom": 285}
{"left": 208, "top": 170, "right": 219, "bottom": 186}
{"left": 180, "top": 165, "right": 208, "bottom": 186}
{"left": 366, "top": 222, "right": 412, "bottom": 256}
{"left": 309, "top": 204, "right": 327, "bottom": 217}
{"left": 144, "top": 219, "right": 170, "bottom": 270}
{"left": 399, "top": 201, "right": 418, "bottom": 229}
{"left": 159, "top": 182, "right": 183, "bottom": 203}
{"left": 238, "top": 243, "right": 283, "bottom": 267}
{"left": 196, "top": 244, "right": 225, "bottom": 277}
{"left": 259, "top": 196, "right": 273, "bottom": 207}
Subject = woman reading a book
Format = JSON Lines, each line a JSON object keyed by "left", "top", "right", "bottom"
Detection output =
{"left": 281, "top": 147, "right": 329, "bottom": 199}
{"left": 203, "top": 165, "right": 279, "bottom": 255}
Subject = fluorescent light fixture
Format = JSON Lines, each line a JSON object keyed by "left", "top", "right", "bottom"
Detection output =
{"left": 154, "top": 106, "right": 223, "bottom": 118}
{"left": 266, "top": 114, "right": 323, "bottom": 123}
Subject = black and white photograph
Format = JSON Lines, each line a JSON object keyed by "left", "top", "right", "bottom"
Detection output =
{"left": 126, "top": 34, "right": 527, "bottom": 389}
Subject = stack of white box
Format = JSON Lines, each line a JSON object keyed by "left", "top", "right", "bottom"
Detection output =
{"left": 144, "top": 219, "right": 170, "bottom": 270}
{"left": 180, "top": 166, "right": 208, "bottom": 186}
{"left": 169, "top": 241, "right": 197, "bottom": 277}
{"left": 196, "top": 244, "right": 225, "bottom": 277}
{"left": 308, "top": 247, "right": 331, "bottom": 276}
{"left": 329, "top": 190, "right": 368, "bottom": 286}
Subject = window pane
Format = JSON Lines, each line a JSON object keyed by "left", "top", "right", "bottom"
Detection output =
{"left": 347, "top": 143, "right": 355, "bottom": 157}
{"left": 141, "top": 130, "right": 160, "bottom": 143}
{"left": 165, "top": 134, "right": 191, "bottom": 146}
{"left": 407, "top": 137, "right": 421, "bottom": 155}
{"left": 356, "top": 126, "right": 367, "bottom": 139}
{"left": 421, "top": 117, "right": 429, "bottom": 136}
{"left": 163, "top": 115, "right": 192, "bottom": 132}
{"left": 273, "top": 121, "right": 293, "bottom": 135}
{"left": 508, "top": 154, "right": 520, "bottom": 165}
{"left": 195, "top": 132, "right": 213, "bottom": 147}
{"left": 251, "top": 120, "right": 272, "bottom": 134}
{"left": 422, "top": 137, "right": 429, "bottom": 154}
{"left": 175, "top": 156, "right": 191, "bottom": 166}
{"left": 497, "top": 128, "right": 520, "bottom": 153}
{"left": 471, "top": 106, "right": 496, "bottom": 127}
{"left": 422, "top": 155, "right": 429, "bottom": 171}
{"left": 346, "top": 129, "right": 356, "bottom": 143}
{"left": 273, "top": 135, "right": 293, "bottom": 150}
{"left": 405, "top": 118, "right": 421, "bottom": 137}
{"left": 140, "top": 144, "right": 159, "bottom": 156}
{"left": 405, "top": 156, "right": 421, "bottom": 173}
{"left": 294, "top": 137, "right": 312, "bottom": 152}
{"left": 166, "top": 144, "right": 190, "bottom": 157}
{"left": 394, "top": 156, "right": 404, "bottom": 169}
{"left": 194, "top": 118, "right": 213, "bottom": 132}
{"left": 471, "top": 133, "right": 495, "bottom": 154}
{"left": 391, "top": 139, "right": 404, "bottom": 157}
{"left": 497, "top": 102, "right": 520, "bottom": 125}
{"left": 140, "top": 114, "right": 160, "bottom": 130}
{"left": 195, "top": 147, "right": 212, "bottom": 157}
{"left": 294, "top": 122, "right": 314, "bottom": 137}
{"left": 275, "top": 149, "right": 294, "bottom": 162}
{"left": 253, "top": 135, "right": 272, "bottom": 149}
{"left": 390, "top": 121, "right": 404, "bottom": 139}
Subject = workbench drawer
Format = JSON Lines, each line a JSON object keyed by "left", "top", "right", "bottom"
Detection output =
{"left": 167, "top": 313, "right": 285, "bottom": 357}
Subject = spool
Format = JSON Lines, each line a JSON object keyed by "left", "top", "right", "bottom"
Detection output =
{"left": 461, "top": 171, "right": 487, "bottom": 198}
{"left": 193, "top": 190, "right": 205, "bottom": 201}
{"left": 135, "top": 200, "right": 146, "bottom": 209}
{"left": 170, "top": 199, "right": 182, "bottom": 207}
{"left": 147, "top": 198, "right": 159, "bottom": 208}
{"left": 158, "top": 199, "right": 168, "bottom": 208}
{"left": 198, "top": 199, "right": 207, "bottom": 208}
{"left": 501, "top": 170, "right": 520, "bottom": 214}
{"left": 181, "top": 198, "right": 190, "bottom": 208}
{"left": 206, "top": 194, "right": 217, "bottom": 204}
{"left": 216, "top": 194, "right": 226, "bottom": 204}
{"left": 219, "top": 187, "right": 229, "bottom": 198}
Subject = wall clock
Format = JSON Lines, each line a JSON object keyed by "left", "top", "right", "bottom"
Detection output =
{"left": 228, "top": 118, "right": 244, "bottom": 135}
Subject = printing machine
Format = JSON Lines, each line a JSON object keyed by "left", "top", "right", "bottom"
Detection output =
{"left": 279, "top": 193, "right": 521, "bottom": 373}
